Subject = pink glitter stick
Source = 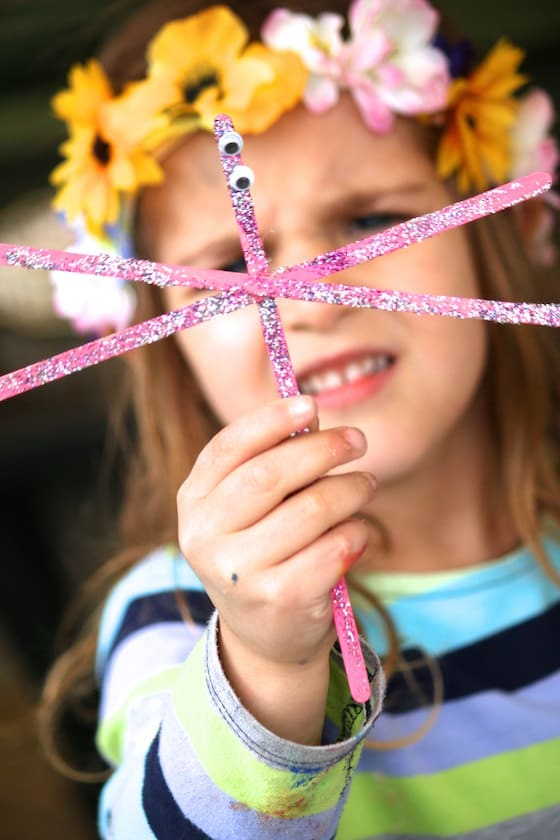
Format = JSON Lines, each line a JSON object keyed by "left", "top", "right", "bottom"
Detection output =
{"left": 0, "top": 243, "right": 246, "bottom": 292}
{"left": 273, "top": 172, "right": 552, "bottom": 285}
{"left": 214, "top": 115, "right": 299, "bottom": 399}
{"left": 0, "top": 173, "right": 549, "bottom": 299}
{"left": 0, "top": 291, "right": 253, "bottom": 401}
{"left": 3, "top": 241, "right": 560, "bottom": 328}
{"left": 214, "top": 115, "right": 371, "bottom": 704}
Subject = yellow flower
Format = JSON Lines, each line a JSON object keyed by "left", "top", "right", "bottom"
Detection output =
{"left": 437, "top": 40, "right": 527, "bottom": 193}
{"left": 50, "top": 60, "right": 173, "bottom": 231}
{"left": 146, "top": 5, "right": 307, "bottom": 134}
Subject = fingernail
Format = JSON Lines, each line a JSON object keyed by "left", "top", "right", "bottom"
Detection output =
{"left": 342, "top": 427, "right": 366, "bottom": 451}
{"left": 289, "top": 395, "right": 315, "bottom": 418}
{"left": 341, "top": 543, "right": 367, "bottom": 575}
{"left": 362, "top": 471, "right": 377, "bottom": 490}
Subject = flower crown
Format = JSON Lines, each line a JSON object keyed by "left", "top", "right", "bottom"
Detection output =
{"left": 49, "top": 0, "right": 558, "bottom": 333}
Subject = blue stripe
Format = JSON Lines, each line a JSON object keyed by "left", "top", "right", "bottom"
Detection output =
{"left": 382, "top": 598, "right": 560, "bottom": 713}
{"left": 99, "top": 621, "right": 202, "bottom": 721}
{"left": 96, "top": 546, "right": 204, "bottom": 677}
{"left": 357, "top": 667, "right": 560, "bottom": 776}
{"left": 158, "top": 696, "right": 348, "bottom": 839}
{"left": 107, "top": 590, "right": 213, "bottom": 664}
{"left": 355, "top": 538, "right": 560, "bottom": 656}
{"left": 143, "top": 728, "right": 213, "bottom": 839}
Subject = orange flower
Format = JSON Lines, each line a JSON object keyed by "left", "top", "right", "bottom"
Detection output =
{"left": 50, "top": 61, "right": 173, "bottom": 231}
{"left": 437, "top": 40, "right": 527, "bottom": 193}
{"left": 146, "top": 5, "right": 307, "bottom": 134}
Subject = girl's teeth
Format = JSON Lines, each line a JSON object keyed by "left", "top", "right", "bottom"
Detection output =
{"left": 300, "top": 355, "right": 391, "bottom": 394}
{"left": 346, "top": 362, "right": 366, "bottom": 383}
{"left": 324, "top": 371, "right": 344, "bottom": 389}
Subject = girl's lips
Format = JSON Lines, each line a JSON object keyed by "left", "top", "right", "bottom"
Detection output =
{"left": 297, "top": 349, "right": 395, "bottom": 409}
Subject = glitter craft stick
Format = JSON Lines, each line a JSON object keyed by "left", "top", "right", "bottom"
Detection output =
{"left": 273, "top": 172, "right": 552, "bottom": 285}
{"left": 215, "top": 115, "right": 371, "bottom": 703}
{"left": 3, "top": 240, "right": 560, "bottom": 328}
{"left": 0, "top": 291, "right": 253, "bottom": 401}
{"left": 1, "top": 173, "right": 549, "bottom": 299}
{"left": 214, "top": 115, "right": 299, "bottom": 399}
{"left": 276, "top": 282, "right": 560, "bottom": 327}
{"left": 0, "top": 242, "right": 246, "bottom": 292}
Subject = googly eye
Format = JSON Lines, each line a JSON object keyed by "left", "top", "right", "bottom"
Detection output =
{"left": 219, "top": 131, "right": 243, "bottom": 156}
{"left": 228, "top": 164, "right": 254, "bottom": 192}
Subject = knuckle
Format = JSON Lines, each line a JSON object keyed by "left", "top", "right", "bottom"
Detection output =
{"left": 196, "top": 424, "right": 233, "bottom": 471}
{"left": 244, "top": 457, "right": 276, "bottom": 495}
{"left": 256, "top": 574, "right": 281, "bottom": 605}
{"left": 178, "top": 508, "right": 206, "bottom": 558}
{"left": 301, "top": 485, "right": 329, "bottom": 520}
{"left": 176, "top": 479, "right": 192, "bottom": 509}
{"left": 358, "top": 471, "right": 376, "bottom": 499}
{"left": 322, "top": 428, "right": 349, "bottom": 459}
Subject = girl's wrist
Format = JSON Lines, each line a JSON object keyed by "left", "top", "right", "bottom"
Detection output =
{"left": 217, "top": 617, "right": 332, "bottom": 745}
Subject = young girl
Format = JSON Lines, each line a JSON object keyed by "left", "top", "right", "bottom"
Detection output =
{"left": 41, "top": 0, "right": 560, "bottom": 837}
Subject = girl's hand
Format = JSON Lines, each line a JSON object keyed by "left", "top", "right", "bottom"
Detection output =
{"left": 177, "top": 395, "right": 376, "bottom": 742}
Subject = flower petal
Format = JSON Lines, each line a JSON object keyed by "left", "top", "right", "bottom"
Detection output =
{"left": 148, "top": 6, "right": 248, "bottom": 80}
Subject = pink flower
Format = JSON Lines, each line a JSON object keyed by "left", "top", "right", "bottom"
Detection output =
{"left": 510, "top": 88, "right": 559, "bottom": 179}
{"left": 49, "top": 222, "right": 136, "bottom": 335}
{"left": 510, "top": 89, "right": 559, "bottom": 267}
{"left": 345, "top": 0, "right": 449, "bottom": 131}
{"left": 262, "top": 0, "right": 450, "bottom": 133}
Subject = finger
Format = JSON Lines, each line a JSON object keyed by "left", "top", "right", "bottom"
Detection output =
{"left": 181, "top": 395, "right": 317, "bottom": 500}
{"left": 241, "top": 469, "right": 376, "bottom": 566}
{"left": 208, "top": 425, "right": 367, "bottom": 532}
{"left": 259, "top": 518, "right": 369, "bottom": 609}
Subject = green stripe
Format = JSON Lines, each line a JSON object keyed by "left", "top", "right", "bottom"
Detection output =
{"left": 172, "top": 637, "right": 365, "bottom": 818}
{"left": 96, "top": 666, "right": 181, "bottom": 765}
{"left": 338, "top": 737, "right": 560, "bottom": 838}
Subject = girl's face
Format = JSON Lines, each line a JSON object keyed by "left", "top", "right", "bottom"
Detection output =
{"left": 139, "top": 97, "right": 488, "bottom": 488}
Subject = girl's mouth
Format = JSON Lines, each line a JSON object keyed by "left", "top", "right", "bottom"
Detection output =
{"left": 297, "top": 351, "right": 395, "bottom": 409}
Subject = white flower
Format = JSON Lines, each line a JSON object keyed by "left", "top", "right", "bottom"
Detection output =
{"left": 510, "top": 88, "right": 559, "bottom": 179}
{"left": 49, "top": 219, "right": 136, "bottom": 335}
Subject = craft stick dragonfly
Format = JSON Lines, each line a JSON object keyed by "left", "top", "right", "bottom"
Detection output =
{"left": 0, "top": 115, "right": 557, "bottom": 702}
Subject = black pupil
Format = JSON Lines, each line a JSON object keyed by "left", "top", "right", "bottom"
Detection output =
{"left": 236, "top": 176, "right": 250, "bottom": 189}
{"left": 92, "top": 135, "right": 111, "bottom": 165}
{"left": 224, "top": 141, "right": 239, "bottom": 154}
{"left": 184, "top": 71, "right": 219, "bottom": 104}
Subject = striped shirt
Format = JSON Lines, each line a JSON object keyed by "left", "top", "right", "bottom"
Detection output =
{"left": 95, "top": 537, "right": 560, "bottom": 838}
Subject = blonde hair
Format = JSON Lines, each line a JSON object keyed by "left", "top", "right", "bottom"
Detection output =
{"left": 39, "top": 0, "right": 560, "bottom": 777}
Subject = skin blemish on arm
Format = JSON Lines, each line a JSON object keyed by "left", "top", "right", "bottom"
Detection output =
{"left": 231, "top": 572, "right": 239, "bottom": 584}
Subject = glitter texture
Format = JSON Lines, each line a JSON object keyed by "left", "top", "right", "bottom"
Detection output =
{"left": 331, "top": 578, "right": 371, "bottom": 703}
{"left": 0, "top": 291, "right": 252, "bottom": 400}
{"left": 215, "top": 115, "right": 299, "bottom": 398}
{"left": 216, "top": 114, "right": 370, "bottom": 702}
{"left": 0, "top": 118, "right": 556, "bottom": 703}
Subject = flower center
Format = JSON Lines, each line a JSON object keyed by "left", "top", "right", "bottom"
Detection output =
{"left": 183, "top": 67, "right": 221, "bottom": 104}
{"left": 92, "top": 135, "right": 112, "bottom": 166}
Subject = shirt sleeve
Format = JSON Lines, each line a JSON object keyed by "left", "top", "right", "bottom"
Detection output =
{"left": 95, "top": 548, "right": 385, "bottom": 839}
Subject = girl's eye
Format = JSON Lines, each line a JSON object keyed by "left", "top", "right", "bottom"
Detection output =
{"left": 221, "top": 256, "right": 247, "bottom": 273}
{"left": 350, "top": 213, "right": 403, "bottom": 234}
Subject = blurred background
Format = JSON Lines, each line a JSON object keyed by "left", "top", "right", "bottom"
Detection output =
{"left": 0, "top": 0, "right": 559, "bottom": 837}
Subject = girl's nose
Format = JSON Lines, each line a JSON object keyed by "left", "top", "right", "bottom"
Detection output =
{"left": 272, "top": 231, "right": 353, "bottom": 332}
{"left": 277, "top": 296, "right": 350, "bottom": 332}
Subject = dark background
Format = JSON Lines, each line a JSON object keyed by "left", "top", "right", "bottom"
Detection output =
{"left": 0, "top": 1, "right": 559, "bottom": 837}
